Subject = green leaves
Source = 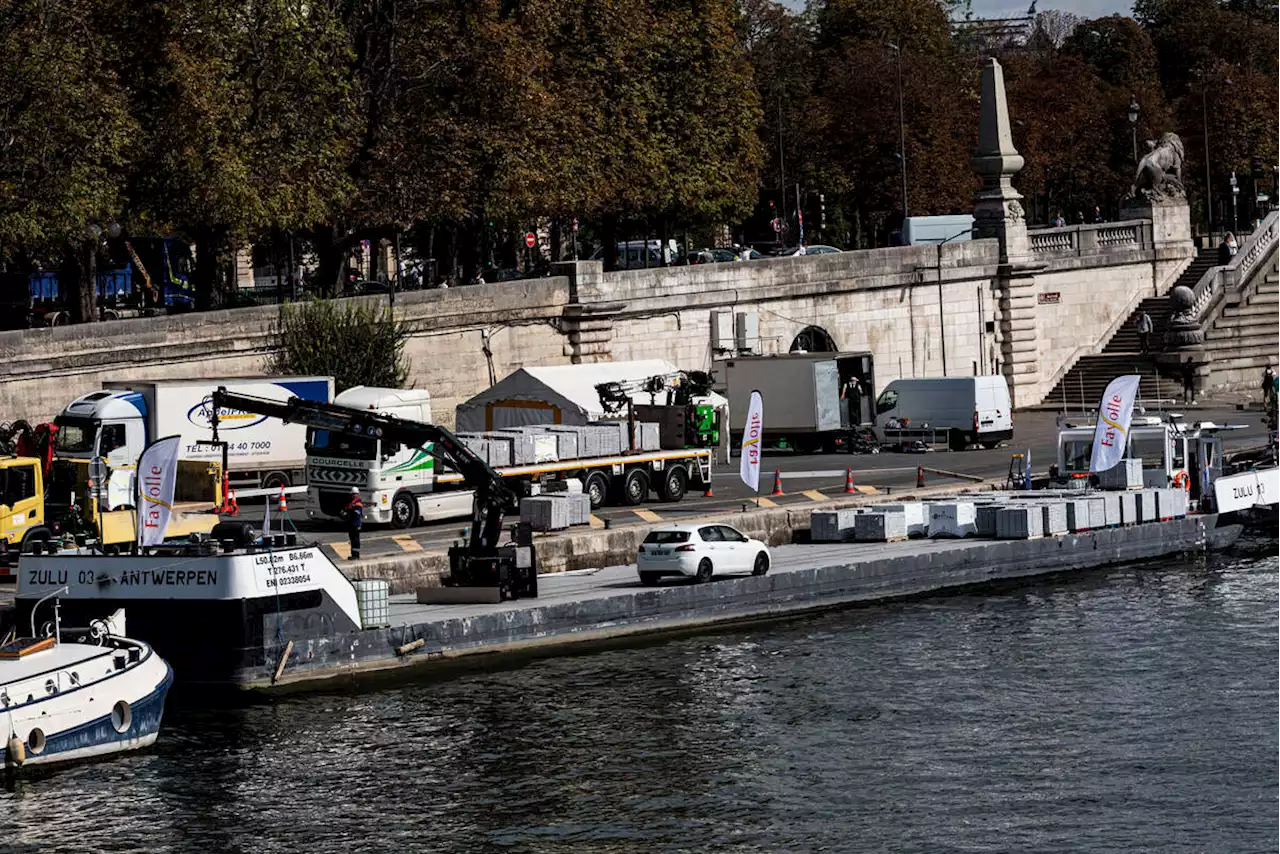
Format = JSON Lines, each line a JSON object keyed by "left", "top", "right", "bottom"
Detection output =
{"left": 270, "top": 297, "right": 409, "bottom": 393}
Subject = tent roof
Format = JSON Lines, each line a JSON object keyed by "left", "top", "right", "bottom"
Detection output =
{"left": 458, "top": 359, "right": 679, "bottom": 418}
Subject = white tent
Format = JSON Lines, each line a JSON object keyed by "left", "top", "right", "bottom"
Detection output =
{"left": 455, "top": 360, "right": 728, "bottom": 437}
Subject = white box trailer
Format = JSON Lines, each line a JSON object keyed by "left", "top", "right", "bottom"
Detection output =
{"left": 56, "top": 376, "right": 333, "bottom": 489}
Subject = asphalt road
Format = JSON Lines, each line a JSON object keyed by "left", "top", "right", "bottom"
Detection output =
{"left": 241, "top": 407, "right": 1270, "bottom": 561}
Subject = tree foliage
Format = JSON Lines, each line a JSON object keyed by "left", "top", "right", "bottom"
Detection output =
{"left": 270, "top": 298, "right": 409, "bottom": 392}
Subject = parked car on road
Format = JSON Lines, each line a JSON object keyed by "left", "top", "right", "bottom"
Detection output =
{"left": 775, "top": 244, "right": 841, "bottom": 256}
{"left": 636, "top": 523, "right": 770, "bottom": 585}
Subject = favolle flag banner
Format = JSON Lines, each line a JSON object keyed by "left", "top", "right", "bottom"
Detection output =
{"left": 137, "top": 435, "right": 182, "bottom": 548}
{"left": 1090, "top": 375, "right": 1141, "bottom": 473}
{"left": 740, "top": 390, "right": 764, "bottom": 492}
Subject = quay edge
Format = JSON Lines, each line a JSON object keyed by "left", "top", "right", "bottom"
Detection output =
{"left": 253, "top": 514, "right": 1236, "bottom": 694}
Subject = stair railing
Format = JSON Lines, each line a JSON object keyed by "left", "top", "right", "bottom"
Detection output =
{"left": 1188, "top": 210, "right": 1279, "bottom": 322}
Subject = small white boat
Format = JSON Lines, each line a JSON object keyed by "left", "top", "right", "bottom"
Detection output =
{"left": 0, "top": 590, "right": 172, "bottom": 770}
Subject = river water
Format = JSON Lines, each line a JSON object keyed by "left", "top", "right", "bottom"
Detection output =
{"left": 0, "top": 542, "right": 1275, "bottom": 854}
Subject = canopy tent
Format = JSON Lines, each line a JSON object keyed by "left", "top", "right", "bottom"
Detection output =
{"left": 455, "top": 360, "right": 728, "bottom": 440}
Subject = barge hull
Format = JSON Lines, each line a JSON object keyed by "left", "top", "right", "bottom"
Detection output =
{"left": 253, "top": 515, "right": 1230, "bottom": 693}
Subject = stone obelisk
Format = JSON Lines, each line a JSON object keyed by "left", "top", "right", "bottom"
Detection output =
{"left": 972, "top": 57, "right": 1038, "bottom": 406}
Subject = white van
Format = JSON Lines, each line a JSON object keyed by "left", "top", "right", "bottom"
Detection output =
{"left": 874, "top": 376, "right": 1013, "bottom": 450}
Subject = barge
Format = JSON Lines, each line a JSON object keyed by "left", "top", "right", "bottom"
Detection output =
{"left": 13, "top": 510, "right": 1240, "bottom": 694}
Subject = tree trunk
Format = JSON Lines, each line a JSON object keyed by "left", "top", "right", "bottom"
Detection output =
{"left": 311, "top": 224, "right": 345, "bottom": 298}
{"left": 550, "top": 217, "right": 562, "bottom": 262}
{"left": 602, "top": 215, "right": 619, "bottom": 272}
{"left": 194, "top": 226, "right": 224, "bottom": 311}
{"left": 62, "top": 239, "right": 97, "bottom": 324}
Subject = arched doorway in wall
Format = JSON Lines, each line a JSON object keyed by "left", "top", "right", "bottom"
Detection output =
{"left": 789, "top": 325, "right": 838, "bottom": 353}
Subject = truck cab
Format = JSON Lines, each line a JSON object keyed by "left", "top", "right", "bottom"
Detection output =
{"left": 307, "top": 387, "right": 446, "bottom": 527}
{"left": 0, "top": 456, "right": 47, "bottom": 556}
{"left": 54, "top": 391, "right": 148, "bottom": 506}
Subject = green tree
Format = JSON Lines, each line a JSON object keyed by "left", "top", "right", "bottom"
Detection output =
{"left": 0, "top": 0, "right": 137, "bottom": 321}
{"left": 270, "top": 298, "right": 408, "bottom": 393}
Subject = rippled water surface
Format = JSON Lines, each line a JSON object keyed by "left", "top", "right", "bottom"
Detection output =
{"left": 1, "top": 544, "right": 1275, "bottom": 854}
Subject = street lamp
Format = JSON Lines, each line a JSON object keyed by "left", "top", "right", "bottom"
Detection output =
{"left": 887, "top": 42, "right": 908, "bottom": 219}
{"left": 1229, "top": 170, "right": 1239, "bottom": 232}
{"left": 1127, "top": 96, "right": 1140, "bottom": 162}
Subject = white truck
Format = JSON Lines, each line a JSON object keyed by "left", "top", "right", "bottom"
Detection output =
{"left": 718, "top": 352, "right": 877, "bottom": 454}
{"left": 306, "top": 386, "right": 714, "bottom": 527}
{"left": 54, "top": 376, "right": 334, "bottom": 493}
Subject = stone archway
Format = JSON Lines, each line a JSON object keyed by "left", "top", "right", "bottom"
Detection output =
{"left": 789, "top": 325, "right": 838, "bottom": 353}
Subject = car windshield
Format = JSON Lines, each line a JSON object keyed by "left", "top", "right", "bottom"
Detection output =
{"left": 307, "top": 428, "right": 376, "bottom": 460}
{"left": 643, "top": 530, "right": 690, "bottom": 544}
{"left": 54, "top": 418, "right": 96, "bottom": 454}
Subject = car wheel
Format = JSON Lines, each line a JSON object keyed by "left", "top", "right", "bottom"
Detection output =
{"left": 390, "top": 492, "right": 417, "bottom": 529}
{"left": 657, "top": 465, "right": 687, "bottom": 502}
{"left": 694, "top": 558, "right": 713, "bottom": 584}
{"left": 620, "top": 469, "right": 649, "bottom": 507}
{"left": 639, "top": 572, "right": 659, "bottom": 587}
{"left": 585, "top": 473, "right": 609, "bottom": 510}
{"left": 752, "top": 552, "right": 770, "bottom": 576}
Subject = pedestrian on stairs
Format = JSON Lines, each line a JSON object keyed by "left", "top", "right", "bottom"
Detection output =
{"left": 342, "top": 487, "right": 364, "bottom": 560}
{"left": 1263, "top": 364, "right": 1276, "bottom": 408}
{"left": 1136, "top": 309, "right": 1154, "bottom": 355}
{"left": 1181, "top": 357, "right": 1196, "bottom": 404}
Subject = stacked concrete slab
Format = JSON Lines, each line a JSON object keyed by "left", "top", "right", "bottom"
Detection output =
{"left": 811, "top": 509, "right": 863, "bottom": 542}
{"left": 927, "top": 501, "right": 977, "bottom": 538}
{"left": 997, "top": 505, "right": 1044, "bottom": 539}
{"left": 520, "top": 496, "right": 570, "bottom": 531}
{"left": 1099, "top": 459, "right": 1144, "bottom": 490}
{"left": 1155, "top": 487, "right": 1189, "bottom": 520}
{"left": 854, "top": 511, "right": 908, "bottom": 542}
{"left": 870, "top": 503, "right": 927, "bottom": 538}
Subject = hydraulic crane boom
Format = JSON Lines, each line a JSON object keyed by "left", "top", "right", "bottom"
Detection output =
{"left": 209, "top": 388, "right": 536, "bottom": 599}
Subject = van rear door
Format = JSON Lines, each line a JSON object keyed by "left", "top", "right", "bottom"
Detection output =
{"left": 974, "top": 378, "right": 1012, "bottom": 437}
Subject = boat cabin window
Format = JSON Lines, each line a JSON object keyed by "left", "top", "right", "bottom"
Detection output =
{"left": 306, "top": 428, "right": 376, "bottom": 460}
{"left": 1128, "top": 433, "right": 1167, "bottom": 469}
{"left": 1061, "top": 439, "right": 1092, "bottom": 473}
{"left": 1171, "top": 437, "right": 1186, "bottom": 469}
{"left": 1, "top": 464, "right": 36, "bottom": 506}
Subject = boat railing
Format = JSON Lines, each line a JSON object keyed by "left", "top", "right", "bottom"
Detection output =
{"left": 29, "top": 586, "right": 68, "bottom": 645}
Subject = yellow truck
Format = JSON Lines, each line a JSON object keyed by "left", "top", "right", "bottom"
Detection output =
{"left": 0, "top": 454, "right": 222, "bottom": 571}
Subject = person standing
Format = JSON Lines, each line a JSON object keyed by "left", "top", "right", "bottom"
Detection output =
{"left": 1135, "top": 309, "right": 1154, "bottom": 355}
{"left": 1263, "top": 364, "right": 1277, "bottom": 407}
{"left": 1180, "top": 357, "right": 1196, "bottom": 404}
{"left": 342, "top": 487, "right": 364, "bottom": 560}
{"left": 840, "top": 375, "right": 864, "bottom": 427}
{"left": 1052, "top": 212, "right": 1065, "bottom": 227}
{"left": 1094, "top": 206, "right": 1104, "bottom": 223}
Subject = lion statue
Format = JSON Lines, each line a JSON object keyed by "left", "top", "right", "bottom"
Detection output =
{"left": 1129, "top": 132, "right": 1186, "bottom": 202}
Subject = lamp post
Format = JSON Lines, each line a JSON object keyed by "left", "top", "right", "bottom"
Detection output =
{"left": 1229, "top": 170, "right": 1239, "bottom": 233}
{"left": 887, "top": 42, "right": 908, "bottom": 219}
{"left": 1127, "top": 96, "right": 1140, "bottom": 162}
{"left": 932, "top": 227, "right": 974, "bottom": 376}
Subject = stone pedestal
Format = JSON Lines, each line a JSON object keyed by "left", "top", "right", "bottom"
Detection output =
{"left": 1157, "top": 283, "right": 1207, "bottom": 401}
{"left": 553, "top": 260, "right": 624, "bottom": 364}
{"left": 1119, "top": 198, "right": 1192, "bottom": 250}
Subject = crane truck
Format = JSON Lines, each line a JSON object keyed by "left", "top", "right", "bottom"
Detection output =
{"left": 211, "top": 388, "right": 538, "bottom": 599}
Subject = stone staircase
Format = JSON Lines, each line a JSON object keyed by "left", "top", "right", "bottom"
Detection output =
{"left": 1045, "top": 249, "right": 1217, "bottom": 405}
{"left": 1204, "top": 254, "right": 1279, "bottom": 393}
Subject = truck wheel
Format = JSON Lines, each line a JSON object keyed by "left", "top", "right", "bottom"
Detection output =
{"left": 585, "top": 473, "right": 609, "bottom": 510}
{"left": 390, "top": 492, "right": 417, "bottom": 529}
{"left": 619, "top": 469, "right": 650, "bottom": 506}
{"left": 658, "top": 465, "right": 687, "bottom": 502}
{"left": 19, "top": 528, "right": 51, "bottom": 554}
{"left": 262, "top": 471, "right": 291, "bottom": 490}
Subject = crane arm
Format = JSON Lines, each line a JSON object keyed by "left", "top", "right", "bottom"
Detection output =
{"left": 209, "top": 388, "right": 520, "bottom": 555}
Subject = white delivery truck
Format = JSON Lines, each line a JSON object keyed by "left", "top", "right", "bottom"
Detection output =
{"left": 719, "top": 352, "right": 877, "bottom": 453}
{"left": 54, "top": 376, "right": 334, "bottom": 491}
{"left": 307, "top": 386, "right": 714, "bottom": 527}
{"left": 873, "top": 376, "right": 1013, "bottom": 450}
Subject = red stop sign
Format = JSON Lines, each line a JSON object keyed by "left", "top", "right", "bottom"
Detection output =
{"left": 524, "top": 232, "right": 536, "bottom": 249}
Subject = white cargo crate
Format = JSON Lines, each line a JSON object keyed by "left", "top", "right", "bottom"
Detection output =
{"left": 927, "top": 501, "right": 976, "bottom": 538}
{"left": 1135, "top": 489, "right": 1158, "bottom": 524}
{"left": 1063, "top": 498, "right": 1093, "bottom": 532}
{"left": 1039, "top": 502, "right": 1068, "bottom": 535}
{"left": 975, "top": 505, "right": 1001, "bottom": 537}
{"left": 1155, "top": 487, "right": 1188, "bottom": 520}
{"left": 1117, "top": 491, "right": 1138, "bottom": 525}
{"left": 870, "top": 503, "right": 926, "bottom": 537}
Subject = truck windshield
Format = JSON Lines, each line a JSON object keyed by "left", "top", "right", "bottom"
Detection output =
{"left": 306, "top": 428, "right": 376, "bottom": 460}
{"left": 1128, "top": 434, "right": 1166, "bottom": 469}
{"left": 54, "top": 418, "right": 96, "bottom": 454}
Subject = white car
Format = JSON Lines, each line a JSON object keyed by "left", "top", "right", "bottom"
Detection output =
{"left": 636, "top": 523, "right": 771, "bottom": 586}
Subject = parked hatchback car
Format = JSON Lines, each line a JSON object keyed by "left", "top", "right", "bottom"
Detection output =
{"left": 636, "top": 523, "right": 770, "bottom": 585}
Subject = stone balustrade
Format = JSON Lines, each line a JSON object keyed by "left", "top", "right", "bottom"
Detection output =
{"left": 1188, "top": 209, "right": 1279, "bottom": 320}
{"left": 1029, "top": 219, "right": 1150, "bottom": 257}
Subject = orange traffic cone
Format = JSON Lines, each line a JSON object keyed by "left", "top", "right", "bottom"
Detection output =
{"left": 703, "top": 482, "right": 714, "bottom": 498}
{"left": 278, "top": 488, "right": 288, "bottom": 514}
{"left": 844, "top": 468, "right": 856, "bottom": 494}
{"left": 916, "top": 466, "right": 925, "bottom": 489}
{"left": 771, "top": 469, "right": 784, "bottom": 496}
{"left": 226, "top": 488, "right": 239, "bottom": 516}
